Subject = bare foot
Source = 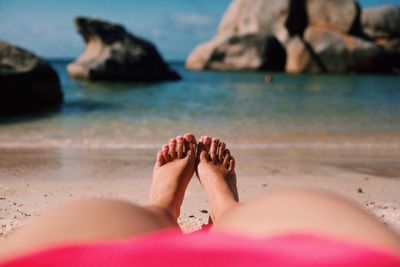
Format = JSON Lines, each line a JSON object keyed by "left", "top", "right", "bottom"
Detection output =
{"left": 197, "top": 136, "right": 239, "bottom": 222}
{"left": 150, "top": 133, "right": 196, "bottom": 220}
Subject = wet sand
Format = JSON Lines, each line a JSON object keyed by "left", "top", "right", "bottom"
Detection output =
{"left": 0, "top": 147, "right": 399, "bottom": 240}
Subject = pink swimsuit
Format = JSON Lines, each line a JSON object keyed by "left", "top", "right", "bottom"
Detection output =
{"left": 1, "top": 229, "right": 400, "bottom": 267}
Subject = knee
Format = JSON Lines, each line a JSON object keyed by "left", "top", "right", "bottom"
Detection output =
{"left": 214, "top": 188, "right": 368, "bottom": 234}
{"left": 38, "top": 198, "right": 177, "bottom": 231}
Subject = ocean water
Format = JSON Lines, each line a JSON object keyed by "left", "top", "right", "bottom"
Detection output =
{"left": 0, "top": 60, "right": 400, "bottom": 150}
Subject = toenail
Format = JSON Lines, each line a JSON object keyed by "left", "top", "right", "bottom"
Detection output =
{"left": 204, "top": 137, "right": 211, "bottom": 145}
{"left": 214, "top": 139, "right": 219, "bottom": 143}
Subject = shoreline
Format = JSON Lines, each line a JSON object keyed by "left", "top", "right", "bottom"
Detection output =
{"left": 1, "top": 147, "right": 399, "bottom": 240}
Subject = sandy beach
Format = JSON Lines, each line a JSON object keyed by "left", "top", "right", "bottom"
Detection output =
{"left": 1, "top": 146, "right": 399, "bottom": 242}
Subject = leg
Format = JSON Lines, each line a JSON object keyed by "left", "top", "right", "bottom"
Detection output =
{"left": 1, "top": 133, "right": 197, "bottom": 260}
{"left": 0, "top": 199, "right": 178, "bottom": 259}
{"left": 196, "top": 136, "right": 400, "bottom": 252}
{"left": 215, "top": 189, "right": 400, "bottom": 251}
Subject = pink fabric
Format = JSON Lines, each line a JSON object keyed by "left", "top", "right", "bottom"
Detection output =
{"left": 1, "top": 229, "right": 400, "bottom": 267}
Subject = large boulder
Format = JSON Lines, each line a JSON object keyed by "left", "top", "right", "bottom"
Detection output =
{"left": 361, "top": 5, "right": 400, "bottom": 73}
{"left": 285, "top": 36, "right": 319, "bottom": 73}
{"left": 217, "top": 0, "right": 292, "bottom": 41}
{"left": 286, "top": 27, "right": 399, "bottom": 74}
{"left": 299, "top": 27, "right": 385, "bottom": 73}
{"left": 186, "top": 0, "right": 399, "bottom": 74}
{"left": 186, "top": 0, "right": 293, "bottom": 71}
{"left": 186, "top": 0, "right": 360, "bottom": 71}
{"left": 0, "top": 41, "right": 63, "bottom": 115}
{"left": 188, "top": 34, "right": 286, "bottom": 71}
{"left": 362, "top": 5, "right": 400, "bottom": 40}
{"left": 68, "top": 17, "right": 180, "bottom": 82}
{"left": 306, "top": 0, "right": 359, "bottom": 33}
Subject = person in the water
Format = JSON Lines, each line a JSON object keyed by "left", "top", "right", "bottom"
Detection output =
{"left": 1, "top": 134, "right": 400, "bottom": 267}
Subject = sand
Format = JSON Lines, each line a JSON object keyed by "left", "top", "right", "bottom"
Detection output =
{"left": 0, "top": 147, "right": 399, "bottom": 241}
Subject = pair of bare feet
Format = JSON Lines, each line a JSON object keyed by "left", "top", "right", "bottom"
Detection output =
{"left": 150, "top": 134, "right": 239, "bottom": 223}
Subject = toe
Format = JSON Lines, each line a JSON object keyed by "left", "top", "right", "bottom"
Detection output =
{"left": 184, "top": 139, "right": 190, "bottom": 157}
{"left": 184, "top": 133, "right": 196, "bottom": 145}
{"left": 218, "top": 142, "right": 226, "bottom": 162}
{"left": 197, "top": 138, "right": 204, "bottom": 159}
{"left": 190, "top": 142, "right": 196, "bottom": 154}
{"left": 154, "top": 150, "right": 165, "bottom": 168}
{"left": 162, "top": 144, "right": 170, "bottom": 163}
{"left": 184, "top": 133, "right": 196, "bottom": 157}
{"left": 203, "top": 136, "right": 212, "bottom": 152}
{"left": 228, "top": 157, "right": 235, "bottom": 172}
{"left": 223, "top": 149, "right": 231, "bottom": 168}
{"left": 198, "top": 137, "right": 210, "bottom": 162}
{"left": 169, "top": 138, "right": 177, "bottom": 161}
{"left": 176, "top": 136, "right": 184, "bottom": 159}
{"left": 210, "top": 138, "right": 220, "bottom": 162}
{"left": 186, "top": 142, "right": 196, "bottom": 159}
{"left": 198, "top": 136, "right": 204, "bottom": 143}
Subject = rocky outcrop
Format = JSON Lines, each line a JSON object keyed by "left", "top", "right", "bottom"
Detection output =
{"left": 304, "top": 27, "right": 385, "bottom": 73}
{"left": 362, "top": 5, "right": 400, "bottom": 39}
{"left": 187, "top": 0, "right": 400, "bottom": 74}
{"left": 187, "top": 34, "right": 286, "bottom": 71}
{"left": 285, "top": 36, "right": 316, "bottom": 73}
{"left": 68, "top": 17, "right": 180, "bottom": 82}
{"left": 187, "top": 0, "right": 292, "bottom": 71}
{"left": 360, "top": 5, "right": 400, "bottom": 74}
{"left": 0, "top": 41, "right": 63, "bottom": 115}
{"left": 307, "top": 0, "right": 359, "bottom": 33}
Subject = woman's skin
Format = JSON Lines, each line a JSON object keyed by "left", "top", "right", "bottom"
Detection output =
{"left": 1, "top": 134, "right": 399, "bottom": 261}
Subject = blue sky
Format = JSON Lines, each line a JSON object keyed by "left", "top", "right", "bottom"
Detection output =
{"left": 0, "top": 0, "right": 399, "bottom": 60}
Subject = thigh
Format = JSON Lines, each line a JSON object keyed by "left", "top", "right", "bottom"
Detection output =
{"left": 214, "top": 189, "right": 400, "bottom": 251}
{"left": 0, "top": 199, "right": 178, "bottom": 259}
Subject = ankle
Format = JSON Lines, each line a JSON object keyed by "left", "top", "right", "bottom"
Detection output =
{"left": 211, "top": 198, "right": 239, "bottom": 222}
{"left": 147, "top": 205, "right": 179, "bottom": 222}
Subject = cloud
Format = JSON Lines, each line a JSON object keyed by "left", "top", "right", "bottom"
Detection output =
{"left": 170, "top": 12, "right": 216, "bottom": 28}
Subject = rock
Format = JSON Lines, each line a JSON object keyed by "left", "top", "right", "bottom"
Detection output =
{"left": 218, "top": 0, "right": 292, "bottom": 41}
{"left": 188, "top": 34, "right": 286, "bottom": 71}
{"left": 376, "top": 39, "right": 400, "bottom": 73}
{"left": 68, "top": 17, "right": 180, "bottom": 82}
{"left": 0, "top": 41, "right": 63, "bottom": 115}
{"left": 286, "top": 36, "right": 318, "bottom": 73}
{"left": 362, "top": 5, "right": 400, "bottom": 40}
{"left": 304, "top": 27, "right": 386, "bottom": 73}
{"left": 187, "top": 0, "right": 399, "bottom": 74}
{"left": 306, "top": 0, "right": 359, "bottom": 33}
{"left": 186, "top": 37, "right": 223, "bottom": 71}
{"left": 186, "top": 0, "right": 358, "bottom": 71}
{"left": 186, "top": 0, "right": 292, "bottom": 71}
{"left": 192, "top": 34, "right": 264, "bottom": 71}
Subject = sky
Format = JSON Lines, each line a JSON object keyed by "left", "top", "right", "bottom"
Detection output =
{"left": 0, "top": 0, "right": 399, "bottom": 60}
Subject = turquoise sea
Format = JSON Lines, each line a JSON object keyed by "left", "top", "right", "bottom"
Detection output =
{"left": 0, "top": 60, "right": 400, "bottom": 150}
